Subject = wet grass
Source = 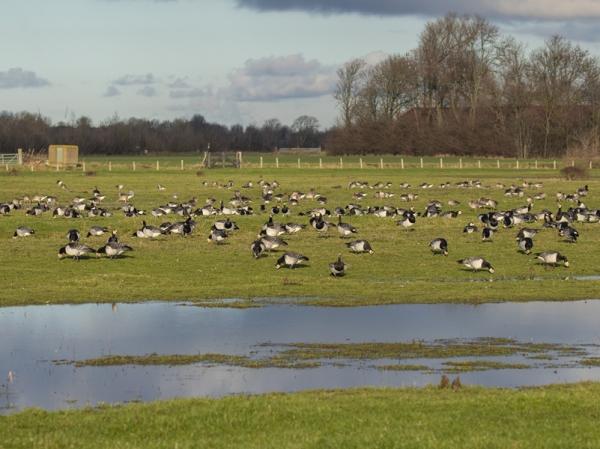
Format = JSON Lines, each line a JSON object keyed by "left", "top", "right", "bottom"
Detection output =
{"left": 376, "top": 364, "right": 431, "bottom": 371}
{"left": 442, "top": 360, "right": 531, "bottom": 372}
{"left": 581, "top": 358, "right": 600, "bottom": 367}
{"left": 2, "top": 165, "right": 600, "bottom": 306}
{"left": 3, "top": 383, "right": 600, "bottom": 448}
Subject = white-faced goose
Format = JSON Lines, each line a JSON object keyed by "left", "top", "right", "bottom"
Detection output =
{"left": 346, "top": 240, "right": 374, "bottom": 254}
{"left": 259, "top": 235, "right": 288, "bottom": 251}
{"left": 329, "top": 254, "right": 346, "bottom": 277}
{"left": 336, "top": 216, "right": 357, "bottom": 238}
{"left": 482, "top": 227, "right": 494, "bottom": 242}
{"left": 13, "top": 226, "right": 34, "bottom": 238}
{"left": 517, "top": 237, "right": 533, "bottom": 254}
{"left": 430, "top": 238, "right": 448, "bottom": 256}
{"left": 58, "top": 242, "right": 96, "bottom": 260}
{"left": 463, "top": 223, "right": 478, "bottom": 234}
{"left": 67, "top": 229, "right": 81, "bottom": 242}
{"left": 457, "top": 257, "right": 494, "bottom": 273}
{"left": 275, "top": 252, "right": 309, "bottom": 269}
{"left": 87, "top": 226, "right": 109, "bottom": 237}
{"left": 96, "top": 242, "right": 133, "bottom": 259}
{"left": 251, "top": 240, "right": 266, "bottom": 259}
{"left": 535, "top": 251, "right": 569, "bottom": 267}
{"left": 207, "top": 229, "right": 228, "bottom": 244}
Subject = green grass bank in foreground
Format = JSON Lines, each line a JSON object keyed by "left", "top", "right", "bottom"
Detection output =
{"left": 2, "top": 165, "right": 600, "bottom": 306}
{"left": 3, "top": 383, "right": 600, "bottom": 448}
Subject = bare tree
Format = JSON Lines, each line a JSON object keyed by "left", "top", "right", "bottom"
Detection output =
{"left": 334, "top": 59, "right": 366, "bottom": 127}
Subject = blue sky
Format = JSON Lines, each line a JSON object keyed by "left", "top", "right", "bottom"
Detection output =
{"left": 2, "top": 0, "right": 600, "bottom": 128}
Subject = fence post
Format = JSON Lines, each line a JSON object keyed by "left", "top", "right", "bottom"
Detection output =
{"left": 109, "top": 161, "right": 112, "bottom": 172}
{"left": 459, "top": 158, "right": 462, "bottom": 169}
{"left": 340, "top": 157, "right": 343, "bottom": 169}
{"left": 5, "top": 164, "right": 8, "bottom": 171}
{"left": 553, "top": 160, "right": 556, "bottom": 170}
{"left": 401, "top": 158, "right": 404, "bottom": 169}
{"left": 420, "top": 157, "right": 424, "bottom": 169}
{"left": 478, "top": 160, "right": 482, "bottom": 169}
{"left": 297, "top": 158, "right": 301, "bottom": 169}
{"left": 359, "top": 158, "right": 363, "bottom": 169}
{"left": 17, "top": 148, "right": 23, "bottom": 165}
{"left": 440, "top": 158, "right": 443, "bottom": 169}
{"left": 30, "top": 164, "right": 34, "bottom": 172}
{"left": 181, "top": 159, "right": 184, "bottom": 170}
{"left": 156, "top": 160, "right": 159, "bottom": 171}
{"left": 133, "top": 161, "right": 136, "bottom": 171}
{"left": 497, "top": 159, "right": 500, "bottom": 169}
{"left": 572, "top": 160, "right": 575, "bottom": 167}
{"left": 276, "top": 157, "right": 279, "bottom": 169}
{"left": 535, "top": 160, "right": 538, "bottom": 169}
{"left": 56, "top": 163, "right": 59, "bottom": 172}
{"left": 260, "top": 156, "right": 263, "bottom": 169}
{"left": 319, "top": 158, "right": 322, "bottom": 169}
{"left": 380, "top": 158, "right": 383, "bottom": 169}
{"left": 516, "top": 160, "right": 519, "bottom": 169}
{"left": 590, "top": 160, "right": 593, "bottom": 170}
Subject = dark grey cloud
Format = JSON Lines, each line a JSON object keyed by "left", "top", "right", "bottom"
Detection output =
{"left": 0, "top": 68, "right": 49, "bottom": 89}
{"left": 103, "top": 85, "right": 121, "bottom": 97}
{"left": 137, "top": 86, "right": 158, "bottom": 97}
{"left": 235, "top": 0, "right": 600, "bottom": 21}
{"left": 228, "top": 54, "right": 336, "bottom": 102}
{"left": 113, "top": 73, "right": 156, "bottom": 86}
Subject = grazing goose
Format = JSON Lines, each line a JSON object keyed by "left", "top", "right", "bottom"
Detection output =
{"left": 251, "top": 240, "right": 266, "bottom": 259}
{"left": 87, "top": 226, "right": 109, "bottom": 237}
{"left": 275, "top": 252, "right": 309, "bottom": 269}
{"left": 559, "top": 226, "right": 579, "bottom": 243}
{"left": 58, "top": 242, "right": 96, "bottom": 260}
{"left": 516, "top": 228, "right": 538, "bottom": 240}
{"left": 482, "top": 227, "right": 494, "bottom": 242}
{"left": 132, "top": 221, "right": 162, "bottom": 238}
{"left": 329, "top": 254, "right": 346, "bottom": 277}
{"left": 518, "top": 237, "right": 533, "bottom": 254}
{"left": 397, "top": 211, "right": 416, "bottom": 230}
{"left": 213, "top": 218, "right": 239, "bottom": 232}
{"left": 67, "top": 229, "right": 81, "bottom": 242}
{"left": 430, "top": 238, "right": 448, "bottom": 256}
{"left": 346, "top": 240, "right": 374, "bottom": 254}
{"left": 309, "top": 215, "right": 330, "bottom": 235}
{"left": 207, "top": 228, "right": 228, "bottom": 244}
{"left": 457, "top": 257, "right": 495, "bottom": 273}
{"left": 284, "top": 223, "right": 305, "bottom": 234}
{"left": 96, "top": 242, "right": 133, "bottom": 259}
{"left": 13, "top": 226, "right": 34, "bottom": 238}
{"left": 259, "top": 235, "right": 288, "bottom": 252}
{"left": 536, "top": 251, "right": 569, "bottom": 267}
{"left": 463, "top": 223, "right": 478, "bottom": 234}
{"left": 336, "top": 216, "right": 357, "bottom": 238}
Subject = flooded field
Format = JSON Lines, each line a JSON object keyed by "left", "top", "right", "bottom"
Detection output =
{"left": 2, "top": 300, "right": 600, "bottom": 413}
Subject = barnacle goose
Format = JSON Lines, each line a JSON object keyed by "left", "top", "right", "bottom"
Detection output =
{"left": 275, "top": 252, "right": 309, "bottom": 269}
{"left": 96, "top": 242, "right": 133, "bottom": 259}
{"left": 535, "top": 251, "right": 569, "bottom": 267}
{"left": 13, "top": 226, "right": 34, "bottom": 238}
{"left": 346, "top": 240, "right": 374, "bottom": 254}
{"left": 329, "top": 254, "right": 346, "bottom": 277}
{"left": 58, "top": 242, "right": 96, "bottom": 260}
{"left": 430, "top": 238, "right": 448, "bottom": 256}
{"left": 457, "top": 257, "right": 495, "bottom": 273}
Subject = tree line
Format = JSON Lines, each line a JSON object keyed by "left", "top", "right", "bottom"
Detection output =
{"left": 328, "top": 13, "right": 600, "bottom": 158}
{"left": 0, "top": 112, "right": 324, "bottom": 155}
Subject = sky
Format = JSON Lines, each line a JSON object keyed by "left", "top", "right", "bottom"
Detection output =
{"left": 2, "top": 0, "right": 600, "bottom": 129}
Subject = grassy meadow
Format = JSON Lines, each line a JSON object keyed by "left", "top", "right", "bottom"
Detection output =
{"left": 3, "top": 383, "right": 600, "bottom": 449}
{"left": 1, "top": 159, "right": 599, "bottom": 306}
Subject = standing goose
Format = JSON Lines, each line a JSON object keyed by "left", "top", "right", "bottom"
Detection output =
{"left": 516, "top": 228, "right": 538, "bottom": 240}
{"left": 67, "top": 229, "right": 81, "bottom": 242}
{"left": 336, "top": 216, "right": 357, "bottom": 238}
{"left": 481, "top": 227, "right": 494, "bottom": 242}
{"left": 96, "top": 242, "right": 133, "bottom": 259}
{"left": 559, "top": 226, "right": 579, "bottom": 243}
{"left": 397, "top": 212, "right": 416, "bottom": 230}
{"left": 535, "top": 251, "right": 569, "bottom": 267}
{"left": 309, "top": 214, "right": 329, "bottom": 235}
{"left": 275, "top": 252, "right": 309, "bottom": 269}
{"left": 13, "top": 226, "right": 34, "bottom": 238}
{"left": 107, "top": 230, "right": 119, "bottom": 243}
{"left": 213, "top": 218, "right": 239, "bottom": 232}
{"left": 346, "top": 240, "right": 374, "bottom": 254}
{"left": 259, "top": 235, "right": 288, "bottom": 252}
{"left": 517, "top": 237, "right": 533, "bottom": 254}
{"left": 58, "top": 242, "right": 96, "bottom": 260}
{"left": 329, "top": 254, "right": 346, "bottom": 277}
{"left": 430, "top": 238, "right": 448, "bottom": 256}
{"left": 457, "top": 257, "right": 495, "bottom": 273}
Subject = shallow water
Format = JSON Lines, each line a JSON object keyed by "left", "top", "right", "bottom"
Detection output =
{"left": 2, "top": 300, "right": 600, "bottom": 413}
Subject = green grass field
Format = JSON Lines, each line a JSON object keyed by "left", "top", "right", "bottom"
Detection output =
{"left": 1, "top": 161, "right": 599, "bottom": 306}
{"left": 3, "top": 383, "right": 600, "bottom": 448}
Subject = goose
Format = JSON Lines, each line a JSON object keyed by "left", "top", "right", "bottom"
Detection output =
{"left": 429, "top": 238, "right": 448, "bottom": 256}
{"left": 329, "top": 254, "right": 346, "bottom": 277}
{"left": 67, "top": 229, "right": 81, "bottom": 242}
{"left": 132, "top": 221, "right": 162, "bottom": 238}
{"left": 259, "top": 235, "right": 288, "bottom": 252}
{"left": 346, "top": 240, "right": 374, "bottom": 254}
{"left": 0, "top": 204, "right": 11, "bottom": 215}
{"left": 219, "top": 200, "right": 238, "bottom": 215}
{"left": 559, "top": 226, "right": 579, "bottom": 243}
{"left": 518, "top": 237, "right": 533, "bottom": 254}
{"left": 397, "top": 212, "right": 416, "bottom": 230}
{"left": 463, "top": 223, "right": 478, "bottom": 234}
{"left": 251, "top": 240, "right": 266, "bottom": 259}
{"left": 96, "top": 242, "right": 133, "bottom": 259}
{"left": 275, "top": 252, "right": 309, "bottom": 269}
{"left": 57, "top": 180, "right": 69, "bottom": 191}
{"left": 284, "top": 223, "right": 305, "bottom": 234}
{"left": 13, "top": 226, "right": 34, "bottom": 238}
{"left": 107, "top": 230, "right": 119, "bottom": 243}
{"left": 516, "top": 228, "right": 538, "bottom": 240}
{"left": 535, "top": 251, "right": 569, "bottom": 267}
{"left": 309, "top": 215, "right": 329, "bottom": 235}
{"left": 58, "top": 242, "right": 96, "bottom": 260}
{"left": 457, "top": 257, "right": 495, "bottom": 273}
{"left": 157, "top": 184, "right": 166, "bottom": 191}
{"left": 213, "top": 218, "right": 239, "bottom": 232}
{"left": 337, "top": 216, "right": 357, "bottom": 238}
{"left": 482, "top": 227, "right": 494, "bottom": 242}
{"left": 168, "top": 218, "right": 195, "bottom": 236}
{"left": 207, "top": 228, "right": 228, "bottom": 244}
{"left": 87, "top": 226, "right": 109, "bottom": 237}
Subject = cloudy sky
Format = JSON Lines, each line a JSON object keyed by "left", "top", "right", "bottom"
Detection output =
{"left": 2, "top": 0, "right": 600, "bottom": 128}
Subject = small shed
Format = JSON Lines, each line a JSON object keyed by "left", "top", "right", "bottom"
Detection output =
{"left": 48, "top": 145, "right": 79, "bottom": 166}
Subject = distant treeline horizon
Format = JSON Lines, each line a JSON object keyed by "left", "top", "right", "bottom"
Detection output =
{"left": 2, "top": 13, "right": 600, "bottom": 158}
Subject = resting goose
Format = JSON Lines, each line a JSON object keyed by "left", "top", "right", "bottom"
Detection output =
{"left": 482, "top": 227, "right": 494, "bottom": 242}
{"left": 284, "top": 223, "right": 305, "bottom": 234}
{"left": 213, "top": 218, "right": 239, "bottom": 232}
{"left": 336, "top": 216, "right": 357, "bottom": 238}
{"left": 329, "top": 254, "right": 346, "bottom": 277}
{"left": 536, "top": 251, "right": 569, "bottom": 267}
{"left": 397, "top": 212, "right": 416, "bottom": 230}
{"left": 457, "top": 257, "right": 495, "bottom": 273}
{"left": 13, "top": 226, "right": 34, "bottom": 238}
{"left": 207, "top": 228, "right": 228, "bottom": 244}
{"left": 309, "top": 215, "right": 329, "bottom": 235}
{"left": 275, "top": 252, "right": 309, "bottom": 269}
{"left": 463, "top": 223, "right": 478, "bottom": 234}
{"left": 87, "top": 226, "right": 109, "bottom": 237}
{"left": 346, "top": 240, "right": 374, "bottom": 254}
{"left": 430, "top": 238, "right": 448, "bottom": 256}
{"left": 96, "top": 242, "right": 133, "bottom": 259}
{"left": 58, "top": 242, "right": 96, "bottom": 260}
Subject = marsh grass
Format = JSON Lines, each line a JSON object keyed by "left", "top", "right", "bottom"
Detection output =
{"left": 2, "top": 165, "right": 600, "bottom": 306}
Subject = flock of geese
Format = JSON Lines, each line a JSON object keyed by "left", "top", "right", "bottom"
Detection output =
{"left": 2, "top": 178, "right": 592, "bottom": 276}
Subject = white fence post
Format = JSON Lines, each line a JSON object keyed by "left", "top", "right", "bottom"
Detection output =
{"left": 156, "top": 160, "right": 160, "bottom": 171}
{"left": 276, "top": 157, "right": 279, "bottom": 168}
{"left": 30, "top": 165, "right": 34, "bottom": 172}
{"left": 297, "top": 158, "right": 301, "bottom": 169}
{"left": 181, "top": 160, "right": 184, "bottom": 170}
{"left": 260, "top": 156, "right": 263, "bottom": 169}
{"left": 359, "top": 158, "right": 363, "bottom": 169}
{"left": 133, "top": 161, "right": 136, "bottom": 171}
{"left": 340, "top": 157, "right": 343, "bottom": 169}
{"left": 590, "top": 160, "right": 593, "bottom": 170}
{"left": 535, "top": 160, "right": 538, "bottom": 169}
{"left": 401, "top": 158, "right": 404, "bottom": 169}
{"left": 109, "top": 161, "right": 112, "bottom": 172}
{"left": 440, "top": 158, "right": 443, "bottom": 169}
{"left": 420, "top": 157, "right": 424, "bottom": 169}
{"left": 553, "top": 160, "right": 557, "bottom": 170}
{"left": 459, "top": 158, "right": 462, "bottom": 169}
{"left": 319, "top": 158, "right": 322, "bottom": 169}
{"left": 497, "top": 159, "right": 500, "bottom": 169}
{"left": 478, "top": 160, "right": 482, "bottom": 169}
{"left": 82, "top": 162, "right": 86, "bottom": 172}
{"left": 380, "top": 158, "right": 383, "bottom": 169}
{"left": 516, "top": 160, "right": 519, "bottom": 169}
{"left": 572, "top": 160, "right": 575, "bottom": 167}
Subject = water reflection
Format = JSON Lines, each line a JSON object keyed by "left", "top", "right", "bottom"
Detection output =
{"left": 2, "top": 300, "right": 600, "bottom": 413}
